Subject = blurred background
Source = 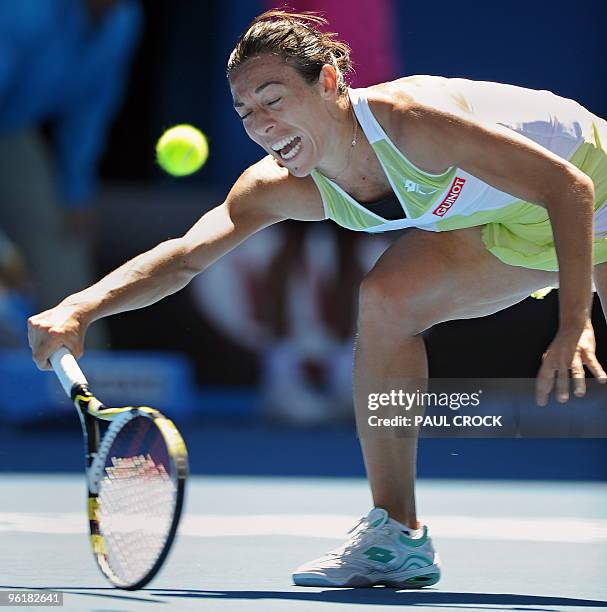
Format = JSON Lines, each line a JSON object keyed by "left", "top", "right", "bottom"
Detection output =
{"left": 0, "top": 0, "right": 606, "bottom": 479}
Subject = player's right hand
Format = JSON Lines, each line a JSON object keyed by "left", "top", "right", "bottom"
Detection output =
{"left": 27, "top": 305, "right": 89, "bottom": 370}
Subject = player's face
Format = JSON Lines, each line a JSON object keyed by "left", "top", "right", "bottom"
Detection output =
{"left": 229, "top": 54, "right": 338, "bottom": 177}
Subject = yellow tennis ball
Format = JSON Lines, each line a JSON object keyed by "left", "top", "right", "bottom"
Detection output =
{"left": 156, "top": 124, "right": 208, "bottom": 176}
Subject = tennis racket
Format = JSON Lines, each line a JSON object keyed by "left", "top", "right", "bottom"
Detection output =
{"left": 49, "top": 347, "right": 188, "bottom": 590}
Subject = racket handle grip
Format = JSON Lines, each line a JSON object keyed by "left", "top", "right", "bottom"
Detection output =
{"left": 50, "top": 347, "right": 89, "bottom": 398}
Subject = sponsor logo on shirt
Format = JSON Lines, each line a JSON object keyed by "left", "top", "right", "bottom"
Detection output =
{"left": 404, "top": 179, "right": 438, "bottom": 196}
{"left": 432, "top": 177, "right": 466, "bottom": 217}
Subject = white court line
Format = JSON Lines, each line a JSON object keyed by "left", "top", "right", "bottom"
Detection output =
{"left": 1, "top": 513, "right": 607, "bottom": 543}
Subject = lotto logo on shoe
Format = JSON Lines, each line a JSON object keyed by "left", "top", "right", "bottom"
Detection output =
{"left": 364, "top": 547, "right": 396, "bottom": 563}
{"left": 432, "top": 177, "right": 466, "bottom": 217}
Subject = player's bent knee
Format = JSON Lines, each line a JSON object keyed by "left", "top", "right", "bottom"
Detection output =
{"left": 358, "top": 269, "right": 434, "bottom": 337}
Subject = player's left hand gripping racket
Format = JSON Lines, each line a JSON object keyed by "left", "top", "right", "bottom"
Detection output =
{"left": 50, "top": 347, "right": 188, "bottom": 590}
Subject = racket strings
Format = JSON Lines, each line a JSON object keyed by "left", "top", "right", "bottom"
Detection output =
{"left": 96, "top": 419, "right": 177, "bottom": 586}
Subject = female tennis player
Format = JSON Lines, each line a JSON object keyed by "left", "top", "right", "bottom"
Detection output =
{"left": 28, "top": 10, "right": 607, "bottom": 588}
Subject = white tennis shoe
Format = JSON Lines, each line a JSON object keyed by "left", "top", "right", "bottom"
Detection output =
{"left": 292, "top": 508, "right": 440, "bottom": 588}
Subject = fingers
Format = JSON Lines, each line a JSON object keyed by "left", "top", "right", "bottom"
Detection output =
{"left": 537, "top": 354, "right": 606, "bottom": 406}
{"left": 31, "top": 343, "right": 55, "bottom": 371}
{"left": 535, "top": 358, "right": 556, "bottom": 407}
{"left": 536, "top": 350, "right": 584, "bottom": 405}
{"left": 71, "top": 339, "right": 85, "bottom": 361}
{"left": 581, "top": 350, "right": 607, "bottom": 383}
{"left": 555, "top": 367, "right": 570, "bottom": 403}
{"left": 27, "top": 316, "right": 52, "bottom": 370}
{"left": 29, "top": 333, "right": 59, "bottom": 371}
{"left": 27, "top": 315, "right": 83, "bottom": 371}
{"left": 537, "top": 324, "right": 607, "bottom": 405}
{"left": 570, "top": 354, "right": 586, "bottom": 398}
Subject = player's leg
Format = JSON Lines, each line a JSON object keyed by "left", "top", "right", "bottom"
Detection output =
{"left": 293, "top": 226, "right": 558, "bottom": 588}
{"left": 355, "top": 226, "right": 557, "bottom": 527}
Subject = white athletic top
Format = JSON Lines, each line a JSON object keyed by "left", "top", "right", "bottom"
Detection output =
{"left": 312, "top": 79, "right": 607, "bottom": 235}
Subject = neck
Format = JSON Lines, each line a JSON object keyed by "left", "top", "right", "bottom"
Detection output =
{"left": 316, "top": 94, "right": 358, "bottom": 181}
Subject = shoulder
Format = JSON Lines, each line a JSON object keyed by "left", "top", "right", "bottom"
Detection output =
{"left": 228, "top": 155, "right": 326, "bottom": 223}
{"left": 360, "top": 76, "right": 477, "bottom": 173}
{"left": 365, "top": 75, "right": 473, "bottom": 123}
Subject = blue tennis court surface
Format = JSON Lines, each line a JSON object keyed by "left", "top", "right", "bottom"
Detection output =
{"left": 1, "top": 474, "right": 606, "bottom": 611}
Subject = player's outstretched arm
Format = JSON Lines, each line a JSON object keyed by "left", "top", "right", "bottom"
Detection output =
{"left": 28, "top": 157, "right": 324, "bottom": 369}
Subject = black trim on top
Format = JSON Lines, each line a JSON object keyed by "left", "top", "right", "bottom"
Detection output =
{"left": 360, "top": 192, "right": 407, "bottom": 221}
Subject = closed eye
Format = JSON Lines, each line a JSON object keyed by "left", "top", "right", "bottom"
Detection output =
{"left": 238, "top": 97, "right": 282, "bottom": 121}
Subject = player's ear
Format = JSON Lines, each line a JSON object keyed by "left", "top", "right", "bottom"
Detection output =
{"left": 317, "top": 64, "right": 339, "bottom": 99}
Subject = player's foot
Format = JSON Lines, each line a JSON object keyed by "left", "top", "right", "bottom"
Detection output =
{"left": 292, "top": 507, "right": 440, "bottom": 588}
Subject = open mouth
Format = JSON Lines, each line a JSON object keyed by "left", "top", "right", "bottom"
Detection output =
{"left": 272, "top": 136, "right": 302, "bottom": 161}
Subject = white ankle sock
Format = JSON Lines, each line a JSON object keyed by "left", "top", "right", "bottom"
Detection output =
{"left": 389, "top": 517, "right": 423, "bottom": 538}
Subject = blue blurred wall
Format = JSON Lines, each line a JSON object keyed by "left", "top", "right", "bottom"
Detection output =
{"left": 395, "top": 0, "right": 606, "bottom": 114}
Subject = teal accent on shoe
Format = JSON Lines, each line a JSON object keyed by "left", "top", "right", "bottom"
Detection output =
{"left": 403, "top": 553, "right": 434, "bottom": 570}
{"left": 363, "top": 546, "right": 396, "bottom": 563}
{"left": 294, "top": 576, "right": 335, "bottom": 587}
{"left": 399, "top": 526, "right": 428, "bottom": 547}
{"left": 390, "top": 553, "right": 434, "bottom": 573}
{"left": 400, "top": 572, "right": 441, "bottom": 588}
{"left": 371, "top": 518, "right": 384, "bottom": 528}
